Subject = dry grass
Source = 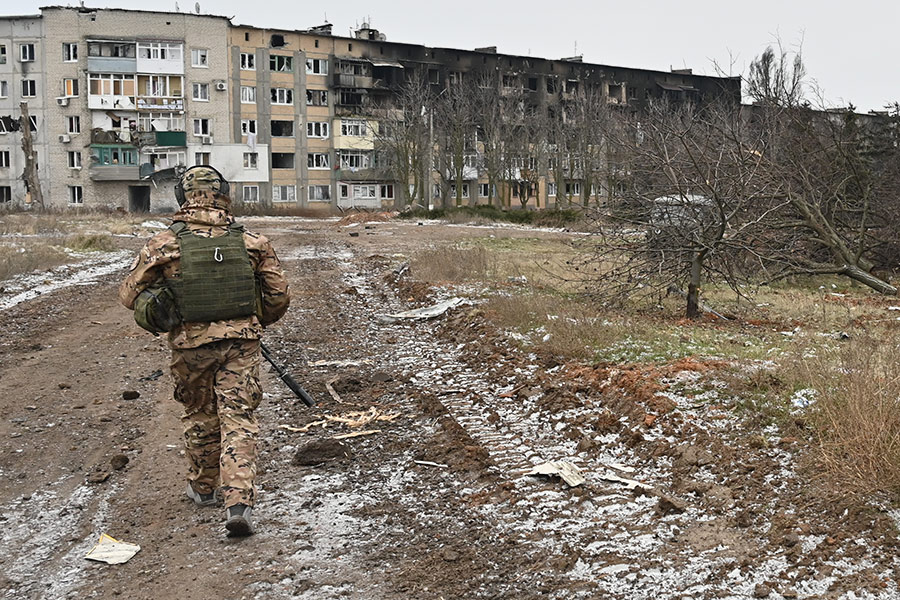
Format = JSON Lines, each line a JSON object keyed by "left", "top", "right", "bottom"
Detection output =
{"left": 66, "top": 233, "right": 117, "bottom": 252}
{"left": 410, "top": 245, "right": 495, "bottom": 283}
{"left": 0, "top": 243, "right": 69, "bottom": 281}
{"left": 800, "top": 334, "right": 900, "bottom": 496}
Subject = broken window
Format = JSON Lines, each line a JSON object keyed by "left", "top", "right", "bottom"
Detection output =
{"left": 240, "top": 119, "right": 257, "bottom": 135}
{"left": 271, "top": 152, "right": 295, "bottom": 169}
{"left": 271, "top": 120, "right": 294, "bottom": 137}
{"left": 271, "top": 88, "right": 293, "bottom": 104}
{"left": 191, "top": 49, "right": 208, "bottom": 67}
{"left": 527, "top": 77, "right": 538, "bottom": 91}
{"left": 306, "top": 121, "right": 329, "bottom": 138}
{"left": 19, "top": 44, "right": 35, "bottom": 62}
{"left": 428, "top": 68, "right": 439, "bottom": 84}
{"left": 0, "top": 151, "right": 9, "bottom": 167}
{"left": 565, "top": 79, "right": 579, "bottom": 94}
{"left": 380, "top": 184, "right": 394, "bottom": 199}
{"left": 270, "top": 55, "right": 293, "bottom": 72}
{"left": 63, "top": 43, "right": 78, "bottom": 62}
{"left": 306, "top": 58, "right": 328, "bottom": 74}
{"left": 340, "top": 119, "right": 367, "bottom": 137}
{"left": 338, "top": 149, "right": 372, "bottom": 169}
{"left": 68, "top": 186, "right": 83, "bottom": 204}
{"left": 240, "top": 53, "right": 255, "bottom": 70}
{"left": 307, "top": 152, "right": 329, "bottom": 169}
{"left": 272, "top": 185, "right": 296, "bottom": 202}
{"left": 243, "top": 152, "right": 258, "bottom": 169}
{"left": 192, "top": 118, "right": 210, "bottom": 136}
{"left": 308, "top": 185, "right": 330, "bottom": 201}
{"left": 338, "top": 89, "right": 362, "bottom": 106}
{"left": 306, "top": 89, "right": 328, "bottom": 106}
{"left": 270, "top": 34, "right": 285, "bottom": 48}
{"left": 0, "top": 186, "right": 10, "bottom": 202}
{"left": 0, "top": 45, "right": 6, "bottom": 65}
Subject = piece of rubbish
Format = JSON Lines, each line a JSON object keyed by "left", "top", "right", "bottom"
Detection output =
{"left": 527, "top": 461, "right": 585, "bottom": 487}
{"left": 414, "top": 460, "right": 448, "bottom": 468}
{"left": 325, "top": 377, "right": 344, "bottom": 404}
{"left": 333, "top": 429, "right": 380, "bottom": 440}
{"left": 324, "top": 406, "right": 400, "bottom": 428}
{"left": 308, "top": 359, "right": 371, "bottom": 368}
{"left": 599, "top": 471, "right": 652, "bottom": 491}
{"left": 84, "top": 533, "right": 141, "bottom": 564}
{"left": 86, "top": 471, "right": 110, "bottom": 484}
{"left": 378, "top": 297, "right": 466, "bottom": 324}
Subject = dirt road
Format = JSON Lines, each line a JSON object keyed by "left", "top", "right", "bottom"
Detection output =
{"left": 1, "top": 217, "right": 898, "bottom": 600}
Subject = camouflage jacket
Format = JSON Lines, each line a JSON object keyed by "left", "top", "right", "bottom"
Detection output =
{"left": 119, "top": 190, "right": 290, "bottom": 349}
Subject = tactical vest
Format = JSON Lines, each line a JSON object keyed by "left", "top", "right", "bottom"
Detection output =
{"left": 166, "top": 221, "right": 258, "bottom": 323}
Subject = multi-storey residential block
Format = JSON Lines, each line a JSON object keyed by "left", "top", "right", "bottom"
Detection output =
{"left": 0, "top": 14, "right": 49, "bottom": 206}
{"left": 0, "top": 8, "right": 740, "bottom": 212}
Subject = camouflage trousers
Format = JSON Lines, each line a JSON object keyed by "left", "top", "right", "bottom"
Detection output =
{"left": 170, "top": 338, "right": 263, "bottom": 508}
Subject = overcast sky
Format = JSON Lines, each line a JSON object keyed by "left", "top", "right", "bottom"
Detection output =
{"left": 19, "top": 0, "right": 900, "bottom": 112}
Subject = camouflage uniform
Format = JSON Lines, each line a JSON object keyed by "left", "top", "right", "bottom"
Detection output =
{"left": 119, "top": 181, "right": 290, "bottom": 509}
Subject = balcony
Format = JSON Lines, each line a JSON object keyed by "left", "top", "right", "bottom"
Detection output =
{"left": 134, "top": 130, "right": 187, "bottom": 147}
{"left": 336, "top": 167, "right": 389, "bottom": 181}
{"left": 91, "top": 129, "right": 134, "bottom": 145}
{"left": 87, "top": 56, "right": 137, "bottom": 73}
{"left": 136, "top": 96, "right": 184, "bottom": 112}
{"left": 89, "top": 164, "right": 141, "bottom": 181}
{"left": 88, "top": 94, "right": 136, "bottom": 110}
{"left": 333, "top": 73, "right": 374, "bottom": 88}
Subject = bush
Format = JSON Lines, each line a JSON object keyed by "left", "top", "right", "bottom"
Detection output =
{"left": 804, "top": 334, "right": 900, "bottom": 497}
{"left": 398, "top": 205, "right": 584, "bottom": 227}
{"left": 66, "top": 233, "right": 117, "bottom": 252}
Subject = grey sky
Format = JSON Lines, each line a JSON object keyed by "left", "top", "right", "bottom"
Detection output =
{"left": 19, "top": 0, "right": 900, "bottom": 112}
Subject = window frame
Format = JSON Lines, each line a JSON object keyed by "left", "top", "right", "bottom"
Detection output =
{"left": 68, "top": 185, "right": 84, "bottom": 205}
{"left": 191, "top": 48, "right": 209, "bottom": 68}
{"left": 271, "top": 88, "right": 293, "bottom": 105}
{"left": 21, "top": 79, "right": 36, "bottom": 98}
{"left": 306, "top": 121, "right": 329, "bottom": 139}
{"left": 67, "top": 116, "right": 81, "bottom": 134}
{"left": 269, "top": 55, "right": 293, "bottom": 72}
{"left": 63, "top": 42, "right": 78, "bottom": 62}
{"left": 240, "top": 53, "right": 256, "bottom": 70}
{"left": 240, "top": 85, "right": 257, "bottom": 104}
{"left": 243, "top": 152, "right": 258, "bottom": 169}
{"left": 192, "top": 82, "right": 209, "bottom": 102}
{"left": 19, "top": 43, "right": 35, "bottom": 62}
{"left": 307, "top": 152, "right": 330, "bottom": 170}
{"left": 308, "top": 184, "right": 331, "bottom": 202}
{"left": 242, "top": 185, "right": 259, "bottom": 203}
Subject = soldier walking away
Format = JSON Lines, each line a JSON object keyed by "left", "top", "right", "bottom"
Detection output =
{"left": 119, "top": 165, "right": 290, "bottom": 537}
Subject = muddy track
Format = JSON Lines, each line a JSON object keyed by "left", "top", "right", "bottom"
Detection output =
{"left": 1, "top": 217, "right": 899, "bottom": 600}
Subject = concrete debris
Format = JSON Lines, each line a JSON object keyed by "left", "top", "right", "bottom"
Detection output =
{"left": 377, "top": 297, "right": 466, "bottom": 325}
{"left": 598, "top": 471, "right": 652, "bottom": 491}
{"left": 527, "top": 461, "right": 586, "bottom": 487}
{"left": 84, "top": 534, "right": 141, "bottom": 564}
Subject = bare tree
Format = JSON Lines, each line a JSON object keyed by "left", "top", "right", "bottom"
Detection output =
{"left": 746, "top": 42, "right": 807, "bottom": 108}
{"left": 433, "top": 77, "right": 477, "bottom": 208}
{"left": 19, "top": 102, "right": 44, "bottom": 209}
{"left": 374, "top": 74, "right": 432, "bottom": 208}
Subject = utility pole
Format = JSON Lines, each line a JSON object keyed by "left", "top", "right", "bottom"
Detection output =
{"left": 19, "top": 101, "right": 44, "bottom": 209}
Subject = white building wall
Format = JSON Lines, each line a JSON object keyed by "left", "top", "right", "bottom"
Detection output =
{"left": 0, "top": 16, "right": 50, "bottom": 207}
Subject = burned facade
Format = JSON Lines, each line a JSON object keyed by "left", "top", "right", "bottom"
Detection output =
{"left": 0, "top": 7, "right": 740, "bottom": 211}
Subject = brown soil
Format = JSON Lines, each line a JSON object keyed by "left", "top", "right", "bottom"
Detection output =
{"left": 0, "top": 217, "right": 897, "bottom": 600}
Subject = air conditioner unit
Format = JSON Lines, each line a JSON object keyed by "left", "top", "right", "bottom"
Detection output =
{"left": 58, "top": 134, "right": 71, "bottom": 143}
{"left": 201, "top": 136, "right": 213, "bottom": 145}
{"left": 214, "top": 81, "right": 227, "bottom": 91}
{"left": 57, "top": 97, "right": 69, "bottom": 106}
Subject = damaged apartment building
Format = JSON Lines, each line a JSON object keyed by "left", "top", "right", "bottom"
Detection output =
{"left": 0, "top": 6, "right": 739, "bottom": 211}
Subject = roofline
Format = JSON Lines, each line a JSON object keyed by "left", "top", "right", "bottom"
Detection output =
{"left": 231, "top": 23, "right": 739, "bottom": 84}
{"left": 0, "top": 14, "right": 42, "bottom": 20}
{"left": 39, "top": 5, "right": 232, "bottom": 22}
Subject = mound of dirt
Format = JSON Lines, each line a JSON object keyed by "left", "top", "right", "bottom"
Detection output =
{"left": 336, "top": 211, "right": 398, "bottom": 226}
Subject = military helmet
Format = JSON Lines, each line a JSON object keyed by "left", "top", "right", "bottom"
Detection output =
{"left": 174, "top": 165, "right": 230, "bottom": 205}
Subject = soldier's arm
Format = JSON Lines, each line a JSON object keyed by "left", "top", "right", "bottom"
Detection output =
{"left": 118, "top": 232, "right": 178, "bottom": 310}
{"left": 248, "top": 233, "right": 290, "bottom": 326}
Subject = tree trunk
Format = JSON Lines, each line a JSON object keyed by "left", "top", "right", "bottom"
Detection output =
{"left": 686, "top": 252, "right": 704, "bottom": 319}
{"left": 841, "top": 264, "right": 898, "bottom": 295}
{"left": 19, "top": 102, "right": 43, "bottom": 209}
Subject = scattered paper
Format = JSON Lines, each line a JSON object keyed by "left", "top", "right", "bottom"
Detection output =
{"left": 84, "top": 533, "right": 140, "bottom": 564}
{"left": 527, "top": 461, "right": 586, "bottom": 487}
{"left": 333, "top": 429, "right": 380, "bottom": 440}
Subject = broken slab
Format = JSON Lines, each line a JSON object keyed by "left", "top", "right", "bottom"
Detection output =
{"left": 377, "top": 297, "right": 466, "bottom": 324}
{"left": 527, "top": 461, "right": 586, "bottom": 487}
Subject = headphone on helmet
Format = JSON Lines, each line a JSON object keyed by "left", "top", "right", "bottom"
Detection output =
{"left": 174, "top": 164, "right": 230, "bottom": 206}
